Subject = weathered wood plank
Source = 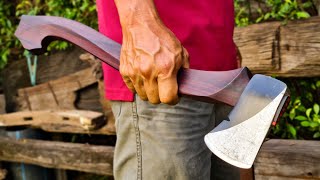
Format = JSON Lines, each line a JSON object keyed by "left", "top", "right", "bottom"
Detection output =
{"left": 234, "top": 16, "right": 320, "bottom": 77}
{"left": 234, "top": 21, "right": 281, "bottom": 71}
{"left": 0, "top": 110, "right": 104, "bottom": 130}
{"left": 0, "top": 111, "right": 115, "bottom": 135}
{"left": 13, "top": 65, "right": 115, "bottom": 135}
{"left": 39, "top": 121, "right": 115, "bottom": 135}
{"left": 0, "top": 137, "right": 114, "bottom": 176}
{"left": 255, "top": 139, "right": 320, "bottom": 180}
{"left": 2, "top": 47, "right": 90, "bottom": 112}
{"left": 0, "top": 138, "right": 318, "bottom": 178}
{"left": 277, "top": 17, "right": 320, "bottom": 77}
{"left": 255, "top": 175, "right": 314, "bottom": 180}
{"left": 16, "top": 68, "right": 97, "bottom": 111}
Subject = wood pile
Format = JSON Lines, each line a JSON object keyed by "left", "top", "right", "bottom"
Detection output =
{"left": 1, "top": 47, "right": 115, "bottom": 135}
{"left": 0, "top": 47, "right": 116, "bottom": 178}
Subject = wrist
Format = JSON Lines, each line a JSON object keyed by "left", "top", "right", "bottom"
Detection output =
{"left": 115, "top": 0, "right": 161, "bottom": 27}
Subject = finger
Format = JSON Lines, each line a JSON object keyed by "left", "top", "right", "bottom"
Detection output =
{"left": 122, "top": 75, "right": 136, "bottom": 93}
{"left": 144, "top": 78, "right": 160, "bottom": 104}
{"left": 158, "top": 77, "right": 179, "bottom": 105}
{"left": 131, "top": 76, "right": 148, "bottom": 101}
{"left": 120, "top": 58, "right": 136, "bottom": 93}
{"left": 182, "top": 47, "right": 190, "bottom": 68}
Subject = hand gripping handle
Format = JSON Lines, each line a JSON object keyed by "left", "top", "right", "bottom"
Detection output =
{"left": 15, "top": 15, "right": 251, "bottom": 106}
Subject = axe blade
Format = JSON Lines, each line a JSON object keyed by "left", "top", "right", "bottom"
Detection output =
{"left": 204, "top": 74, "right": 289, "bottom": 169}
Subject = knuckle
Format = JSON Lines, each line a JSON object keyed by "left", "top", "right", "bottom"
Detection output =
{"left": 140, "top": 61, "right": 153, "bottom": 78}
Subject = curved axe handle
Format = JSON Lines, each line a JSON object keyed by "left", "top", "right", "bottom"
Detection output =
{"left": 15, "top": 15, "right": 251, "bottom": 106}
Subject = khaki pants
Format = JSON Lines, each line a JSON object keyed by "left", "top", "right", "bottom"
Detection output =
{"left": 111, "top": 95, "right": 216, "bottom": 180}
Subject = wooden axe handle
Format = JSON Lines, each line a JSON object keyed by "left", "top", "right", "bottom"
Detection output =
{"left": 15, "top": 15, "right": 251, "bottom": 106}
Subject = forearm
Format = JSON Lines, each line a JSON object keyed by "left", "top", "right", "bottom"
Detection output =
{"left": 114, "top": 0, "right": 189, "bottom": 104}
{"left": 114, "top": 0, "right": 161, "bottom": 27}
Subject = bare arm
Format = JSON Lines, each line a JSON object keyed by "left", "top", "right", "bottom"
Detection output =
{"left": 114, "top": 0, "right": 189, "bottom": 104}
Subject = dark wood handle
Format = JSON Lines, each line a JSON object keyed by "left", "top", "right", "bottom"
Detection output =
{"left": 15, "top": 15, "right": 251, "bottom": 106}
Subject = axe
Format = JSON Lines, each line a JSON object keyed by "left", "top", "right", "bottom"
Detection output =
{"left": 15, "top": 15, "right": 290, "bottom": 168}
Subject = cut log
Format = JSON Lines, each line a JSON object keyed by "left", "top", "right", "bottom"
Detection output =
{"left": 0, "top": 110, "right": 104, "bottom": 131}
{"left": 0, "top": 137, "right": 114, "bottom": 176}
{"left": 234, "top": 21, "right": 281, "bottom": 71}
{"left": 254, "top": 139, "right": 320, "bottom": 179}
{"left": 234, "top": 16, "right": 320, "bottom": 77}
{"left": 277, "top": 17, "right": 320, "bottom": 77}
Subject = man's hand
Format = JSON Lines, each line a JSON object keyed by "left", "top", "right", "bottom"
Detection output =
{"left": 115, "top": 0, "right": 189, "bottom": 105}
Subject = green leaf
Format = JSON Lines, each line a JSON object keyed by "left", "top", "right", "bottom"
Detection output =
{"left": 313, "top": 132, "right": 320, "bottom": 138}
{"left": 314, "top": 104, "right": 319, "bottom": 115}
{"left": 296, "top": 11, "right": 310, "bottom": 19}
{"left": 313, "top": 114, "right": 320, "bottom": 123}
{"left": 309, "top": 122, "right": 319, "bottom": 128}
{"left": 287, "top": 123, "right": 297, "bottom": 138}
{"left": 302, "top": 2, "right": 313, "bottom": 8}
{"left": 256, "top": 16, "right": 263, "bottom": 23}
{"left": 264, "top": 13, "right": 271, "bottom": 20}
{"left": 301, "top": 121, "right": 310, "bottom": 127}
{"left": 294, "top": 116, "right": 307, "bottom": 121}
{"left": 297, "top": 105, "right": 306, "bottom": 112}
{"left": 289, "top": 109, "right": 296, "bottom": 120}
{"left": 306, "top": 108, "right": 312, "bottom": 118}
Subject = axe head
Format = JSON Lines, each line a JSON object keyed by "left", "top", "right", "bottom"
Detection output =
{"left": 204, "top": 74, "right": 289, "bottom": 169}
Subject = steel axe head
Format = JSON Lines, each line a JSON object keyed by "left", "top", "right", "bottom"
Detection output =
{"left": 204, "top": 74, "right": 289, "bottom": 169}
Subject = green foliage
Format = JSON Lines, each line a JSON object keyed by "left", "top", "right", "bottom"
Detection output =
{"left": 0, "top": 1, "right": 17, "bottom": 69}
{"left": 256, "top": 0, "right": 312, "bottom": 23}
{"left": 0, "top": 0, "right": 97, "bottom": 69}
{"left": 234, "top": 0, "right": 314, "bottom": 26}
{"left": 271, "top": 78, "right": 320, "bottom": 140}
{"left": 234, "top": 0, "right": 251, "bottom": 27}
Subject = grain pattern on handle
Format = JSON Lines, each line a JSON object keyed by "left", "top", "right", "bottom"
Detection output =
{"left": 15, "top": 15, "right": 251, "bottom": 106}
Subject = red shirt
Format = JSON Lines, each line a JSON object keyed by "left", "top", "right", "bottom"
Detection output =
{"left": 96, "top": 0, "right": 237, "bottom": 101}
